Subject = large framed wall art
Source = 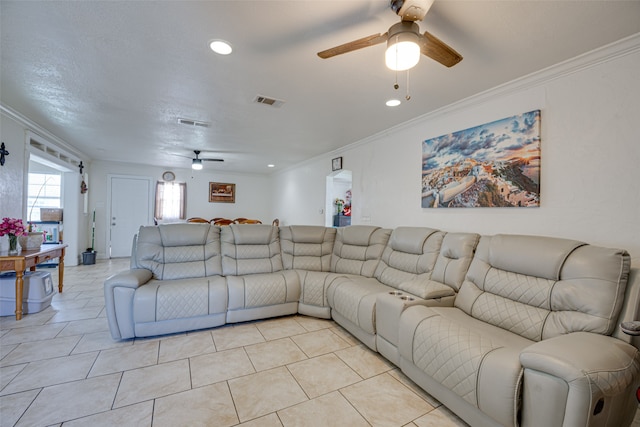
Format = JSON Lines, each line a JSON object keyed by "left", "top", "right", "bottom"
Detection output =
{"left": 421, "top": 110, "right": 541, "bottom": 208}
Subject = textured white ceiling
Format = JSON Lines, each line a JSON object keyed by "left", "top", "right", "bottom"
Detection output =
{"left": 2, "top": 1, "right": 639, "bottom": 173}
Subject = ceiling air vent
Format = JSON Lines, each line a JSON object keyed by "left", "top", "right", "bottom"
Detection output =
{"left": 253, "top": 95, "right": 285, "bottom": 108}
{"left": 178, "top": 118, "right": 210, "bottom": 128}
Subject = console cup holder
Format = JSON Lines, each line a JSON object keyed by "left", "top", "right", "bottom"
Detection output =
{"left": 399, "top": 295, "right": 415, "bottom": 301}
{"left": 388, "top": 291, "right": 403, "bottom": 296}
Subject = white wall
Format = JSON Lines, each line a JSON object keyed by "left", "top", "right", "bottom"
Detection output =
{"left": 0, "top": 113, "right": 87, "bottom": 264}
{"left": 272, "top": 36, "right": 640, "bottom": 265}
{"left": 89, "top": 160, "right": 273, "bottom": 258}
{"left": 0, "top": 115, "right": 27, "bottom": 252}
{"left": 0, "top": 115, "right": 27, "bottom": 222}
{"left": 3, "top": 35, "right": 639, "bottom": 266}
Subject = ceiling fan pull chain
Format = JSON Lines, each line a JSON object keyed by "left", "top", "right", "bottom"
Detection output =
{"left": 405, "top": 70, "right": 411, "bottom": 100}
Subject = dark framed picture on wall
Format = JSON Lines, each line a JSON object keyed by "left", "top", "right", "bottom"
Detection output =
{"left": 209, "top": 182, "right": 235, "bottom": 203}
{"left": 332, "top": 157, "right": 343, "bottom": 171}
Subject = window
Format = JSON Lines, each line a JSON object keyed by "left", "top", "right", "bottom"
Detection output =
{"left": 27, "top": 173, "right": 62, "bottom": 222}
{"left": 154, "top": 181, "right": 186, "bottom": 221}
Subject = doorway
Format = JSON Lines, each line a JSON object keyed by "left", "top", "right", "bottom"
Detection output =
{"left": 108, "top": 175, "right": 153, "bottom": 257}
{"left": 325, "top": 170, "right": 352, "bottom": 227}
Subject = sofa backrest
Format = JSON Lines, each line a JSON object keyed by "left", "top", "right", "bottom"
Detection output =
{"left": 135, "top": 223, "right": 223, "bottom": 280}
{"left": 373, "top": 227, "right": 444, "bottom": 287}
{"left": 280, "top": 225, "right": 337, "bottom": 271}
{"left": 221, "top": 224, "right": 283, "bottom": 275}
{"left": 430, "top": 232, "right": 480, "bottom": 291}
{"left": 455, "top": 234, "right": 631, "bottom": 341}
{"left": 331, "top": 225, "right": 391, "bottom": 277}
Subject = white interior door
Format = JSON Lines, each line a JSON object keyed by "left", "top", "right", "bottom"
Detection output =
{"left": 109, "top": 175, "right": 152, "bottom": 257}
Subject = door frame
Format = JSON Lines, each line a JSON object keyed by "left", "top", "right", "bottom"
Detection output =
{"left": 325, "top": 170, "right": 352, "bottom": 227}
{"left": 106, "top": 174, "right": 154, "bottom": 258}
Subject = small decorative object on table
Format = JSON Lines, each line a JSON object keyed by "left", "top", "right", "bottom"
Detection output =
{"left": 18, "top": 231, "right": 44, "bottom": 250}
{"left": 0, "top": 218, "right": 26, "bottom": 255}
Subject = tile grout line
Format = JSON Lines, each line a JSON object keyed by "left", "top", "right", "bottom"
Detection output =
{"left": 0, "top": 258, "right": 485, "bottom": 426}
{"left": 13, "top": 384, "right": 44, "bottom": 427}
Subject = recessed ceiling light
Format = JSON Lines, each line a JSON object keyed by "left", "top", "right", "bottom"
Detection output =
{"left": 386, "top": 99, "right": 401, "bottom": 107}
{"left": 267, "top": 164, "right": 275, "bottom": 168}
{"left": 209, "top": 40, "right": 232, "bottom": 55}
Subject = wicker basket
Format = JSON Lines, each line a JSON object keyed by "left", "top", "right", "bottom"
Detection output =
{"left": 18, "top": 232, "right": 44, "bottom": 250}
{"left": 40, "top": 208, "right": 63, "bottom": 221}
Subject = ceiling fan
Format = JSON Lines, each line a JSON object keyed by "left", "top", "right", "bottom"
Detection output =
{"left": 188, "top": 150, "right": 224, "bottom": 170}
{"left": 317, "top": 0, "right": 462, "bottom": 71}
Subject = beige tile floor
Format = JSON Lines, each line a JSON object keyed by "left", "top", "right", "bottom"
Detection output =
{"left": 0, "top": 259, "right": 637, "bottom": 427}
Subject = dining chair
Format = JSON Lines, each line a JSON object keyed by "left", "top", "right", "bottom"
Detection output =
{"left": 187, "top": 217, "right": 210, "bottom": 223}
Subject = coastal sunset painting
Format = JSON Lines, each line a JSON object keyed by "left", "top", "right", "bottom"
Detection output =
{"left": 422, "top": 110, "right": 541, "bottom": 208}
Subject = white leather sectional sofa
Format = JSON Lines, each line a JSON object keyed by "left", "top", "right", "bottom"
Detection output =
{"left": 104, "top": 223, "right": 640, "bottom": 427}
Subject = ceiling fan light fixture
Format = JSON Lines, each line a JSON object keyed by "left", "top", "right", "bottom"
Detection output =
{"left": 192, "top": 159, "right": 203, "bottom": 170}
{"left": 385, "top": 32, "right": 420, "bottom": 71}
{"left": 386, "top": 99, "right": 401, "bottom": 107}
{"left": 209, "top": 39, "right": 232, "bottom": 55}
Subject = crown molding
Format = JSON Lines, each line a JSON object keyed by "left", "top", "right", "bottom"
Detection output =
{"left": 0, "top": 104, "right": 88, "bottom": 160}
{"left": 280, "top": 31, "right": 640, "bottom": 171}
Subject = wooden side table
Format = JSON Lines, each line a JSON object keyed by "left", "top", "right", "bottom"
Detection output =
{"left": 0, "top": 244, "right": 67, "bottom": 320}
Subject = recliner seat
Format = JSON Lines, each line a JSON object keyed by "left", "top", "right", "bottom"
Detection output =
{"left": 222, "top": 224, "right": 300, "bottom": 323}
{"left": 399, "top": 234, "right": 639, "bottom": 427}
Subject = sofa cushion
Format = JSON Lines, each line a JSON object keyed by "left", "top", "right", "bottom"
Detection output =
{"left": 227, "top": 270, "right": 300, "bottom": 310}
{"left": 297, "top": 270, "right": 345, "bottom": 309}
{"left": 430, "top": 232, "right": 479, "bottom": 292}
{"left": 221, "top": 224, "right": 283, "bottom": 275}
{"left": 456, "top": 234, "right": 631, "bottom": 341}
{"left": 330, "top": 226, "right": 391, "bottom": 277}
{"left": 373, "top": 227, "right": 444, "bottom": 288}
{"left": 135, "top": 223, "right": 223, "bottom": 280}
{"left": 488, "top": 234, "right": 584, "bottom": 280}
{"left": 400, "top": 305, "right": 531, "bottom": 427}
{"left": 280, "top": 226, "right": 336, "bottom": 271}
{"left": 327, "top": 276, "right": 394, "bottom": 336}
{"left": 134, "top": 276, "right": 227, "bottom": 323}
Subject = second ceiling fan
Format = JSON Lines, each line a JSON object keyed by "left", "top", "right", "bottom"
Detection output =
{"left": 317, "top": 0, "right": 462, "bottom": 71}
{"left": 191, "top": 150, "right": 223, "bottom": 170}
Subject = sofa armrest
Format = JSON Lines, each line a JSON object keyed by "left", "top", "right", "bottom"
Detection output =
{"left": 398, "top": 278, "right": 456, "bottom": 300}
{"left": 105, "top": 269, "right": 153, "bottom": 289}
{"left": 104, "top": 269, "right": 153, "bottom": 340}
{"left": 519, "top": 332, "right": 640, "bottom": 427}
{"left": 520, "top": 332, "right": 639, "bottom": 386}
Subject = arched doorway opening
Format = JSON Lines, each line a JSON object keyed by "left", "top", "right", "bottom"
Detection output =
{"left": 325, "top": 170, "right": 352, "bottom": 227}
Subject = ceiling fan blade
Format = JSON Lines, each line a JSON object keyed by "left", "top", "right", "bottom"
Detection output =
{"left": 317, "top": 33, "right": 387, "bottom": 59}
{"left": 419, "top": 31, "right": 463, "bottom": 67}
{"left": 202, "top": 158, "right": 224, "bottom": 162}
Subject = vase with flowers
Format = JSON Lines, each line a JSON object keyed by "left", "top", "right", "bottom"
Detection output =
{"left": 0, "top": 218, "right": 26, "bottom": 255}
{"left": 20, "top": 177, "right": 49, "bottom": 249}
